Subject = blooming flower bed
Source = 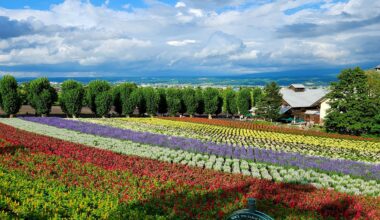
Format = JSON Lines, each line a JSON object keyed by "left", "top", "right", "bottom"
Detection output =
{"left": 82, "top": 117, "right": 379, "bottom": 162}
{"left": 1, "top": 118, "right": 379, "bottom": 196}
{"left": 162, "top": 117, "right": 380, "bottom": 142}
{"left": 15, "top": 117, "right": 379, "bottom": 180}
{"left": 0, "top": 123, "right": 379, "bottom": 219}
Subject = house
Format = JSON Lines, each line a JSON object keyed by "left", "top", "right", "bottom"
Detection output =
{"left": 280, "top": 84, "right": 329, "bottom": 124}
{"left": 375, "top": 65, "right": 380, "bottom": 72}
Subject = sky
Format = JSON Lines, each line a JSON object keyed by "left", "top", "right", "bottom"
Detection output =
{"left": 0, "top": 0, "right": 379, "bottom": 77}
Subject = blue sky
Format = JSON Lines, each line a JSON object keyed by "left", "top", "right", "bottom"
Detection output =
{"left": 0, "top": 0, "right": 379, "bottom": 77}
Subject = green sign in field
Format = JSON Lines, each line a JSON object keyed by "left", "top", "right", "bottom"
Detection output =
{"left": 227, "top": 198, "right": 273, "bottom": 220}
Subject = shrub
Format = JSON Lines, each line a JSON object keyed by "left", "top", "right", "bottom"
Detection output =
{"left": 0, "top": 75, "right": 21, "bottom": 117}
{"left": 60, "top": 80, "right": 84, "bottom": 118}
{"left": 28, "top": 78, "right": 57, "bottom": 116}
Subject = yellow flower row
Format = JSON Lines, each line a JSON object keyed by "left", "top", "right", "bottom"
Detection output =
{"left": 118, "top": 118, "right": 380, "bottom": 153}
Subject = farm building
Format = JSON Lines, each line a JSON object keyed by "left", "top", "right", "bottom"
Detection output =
{"left": 375, "top": 64, "right": 380, "bottom": 72}
{"left": 280, "top": 84, "right": 329, "bottom": 124}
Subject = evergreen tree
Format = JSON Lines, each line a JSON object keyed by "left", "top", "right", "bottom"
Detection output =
{"left": 252, "top": 87, "right": 263, "bottom": 107}
{"left": 0, "top": 75, "right": 21, "bottom": 117}
{"left": 136, "top": 88, "right": 146, "bottom": 116}
{"left": 182, "top": 87, "right": 197, "bottom": 117}
{"left": 257, "top": 82, "right": 282, "bottom": 121}
{"left": 237, "top": 88, "right": 251, "bottom": 115}
{"left": 86, "top": 80, "right": 111, "bottom": 117}
{"left": 112, "top": 83, "right": 137, "bottom": 116}
{"left": 203, "top": 87, "right": 221, "bottom": 119}
{"left": 157, "top": 88, "right": 168, "bottom": 116}
{"left": 195, "top": 87, "right": 204, "bottom": 115}
{"left": 18, "top": 82, "right": 30, "bottom": 105}
{"left": 95, "top": 92, "right": 112, "bottom": 117}
{"left": 123, "top": 89, "right": 139, "bottom": 117}
{"left": 177, "top": 89, "right": 186, "bottom": 116}
{"left": 166, "top": 88, "right": 182, "bottom": 116}
{"left": 28, "top": 78, "right": 57, "bottom": 116}
{"left": 224, "top": 88, "right": 238, "bottom": 117}
{"left": 143, "top": 87, "right": 159, "bottom": 117}
{"left": 325, "top": 67, "right": 377, "bottom": 135}
{"left": 60, "top": 80, "right": 84, "bottom": 118}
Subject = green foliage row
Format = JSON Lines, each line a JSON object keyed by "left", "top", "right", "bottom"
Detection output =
{"left": 0, "top": 76, "right": 280, "bottom": 119}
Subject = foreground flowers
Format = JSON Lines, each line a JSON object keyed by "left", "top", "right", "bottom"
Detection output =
{"left": 16, "top": 117, "right": 380, "bottom": 181}
{"left": 0, "top": 122, "right": 379, "bottom": 219}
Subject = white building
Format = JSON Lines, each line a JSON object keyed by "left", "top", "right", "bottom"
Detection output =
{"left": 375, "top": 65, "right": 380, "bottom": 72}
{"left": 280, "top": 84, "right": 329, "bottom": 124}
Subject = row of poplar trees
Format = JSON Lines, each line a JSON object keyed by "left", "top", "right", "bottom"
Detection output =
{"left": 0, "top": 75, "right": 283, "bottom": 120}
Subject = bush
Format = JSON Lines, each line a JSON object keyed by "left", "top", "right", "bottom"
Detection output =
{"left": 203, "top": 88, "right": 221, "bottom": 119}
{"left": 86, "top": 80, "right": 111, "bottom": 117}
{"left": 0, "top": 75, "right": 21, "bottom": 117}
{"left": 143, "top": 87, "right": 159, "bottom": 117}
{"left": 112, "top": 83, "right": 137, "bottom": 115}
{"left": 182, "top": 88, "right": 197, "bottom": 117}
{"left": 60, "top": 80, "right": 84, "bottom": 118}
{"left": 28, "top": 78, "right": 57, "bottom": 116}
{"left": 166, "top": 88, "right": 182, "bottom": 116}
{"left": 95, "top": 92, "right": 112, "bottom": 117}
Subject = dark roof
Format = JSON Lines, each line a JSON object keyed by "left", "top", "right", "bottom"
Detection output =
{"left": 375, "top": 65, "right": 380, "bottom": 69}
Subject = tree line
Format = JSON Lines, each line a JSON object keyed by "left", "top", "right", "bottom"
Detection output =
{"left": 0, "top": 76, "right": 283, "bottom": 120}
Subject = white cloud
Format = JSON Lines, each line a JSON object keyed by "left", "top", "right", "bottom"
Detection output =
{"left": 167, "top": 39, "right": 197, "bottom": 46}
{"left": 188, "top": 8, "right": 203, "bottom": 17}
{"left": 0, "top": 0, "right": 378, "bottom": 75}
{"left": 122, "top": 4, "right": 130, "bottom": 9}
{"left": 229, "top": 50, "right": 259, "bottom": 60}
{"left": 175, "top": 2, "right": 186, "bottom": 8}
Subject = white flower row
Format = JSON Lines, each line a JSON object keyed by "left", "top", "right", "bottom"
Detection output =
{"left": 2, "top": 118, "right": 379, "bottom": 197}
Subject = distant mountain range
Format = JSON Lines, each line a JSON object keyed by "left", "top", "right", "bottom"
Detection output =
{"left": 14, "top": 69, "right": 339, "bottom": 87}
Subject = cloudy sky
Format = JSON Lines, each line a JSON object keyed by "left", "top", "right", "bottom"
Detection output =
{"left": 0, "top": 0, "right": 379, "bottom": 77}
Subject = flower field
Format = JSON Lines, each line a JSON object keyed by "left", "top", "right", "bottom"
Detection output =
{"left": 82, "top": 117, "right": 379, "bottom": 163}
{"left": 0, "top": 117, "right": 379, "bottom": 219}
{"left": 161, "top": 117, "right": 380, "bottom": 142}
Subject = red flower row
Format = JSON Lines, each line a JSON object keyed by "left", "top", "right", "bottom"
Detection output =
{"left": 0, "top": 122, "right": 379, "bottom": 219}
{"left": 161, "top": 117, "right": 380, "bottom": 142}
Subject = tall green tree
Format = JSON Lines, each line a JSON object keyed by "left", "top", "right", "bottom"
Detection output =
{"left": 143, "top": 87, "right": 159, "bottom": 117}
{"left": 157, "top": 88, "right": 168, "bottom": 116}
{"left": 17, "top": 82, "right": 30, "bottom": 105}
{"left": 257, "top": 82, "right": 282, "bottom": 121}
{"left": 224, "top": 88, "right": 238, "bottom": 117}
{"left": 123, "top": 89, "right": 139, "bottom": 117}
{"left": 252, "top": 87, "right": 263, "bottom": 107}
{"left": 237, "top": 88, "right": 251, "bottom": 115}
{"left": 95, "top": 92, "right": 112, "bottom": 117}
{"left": 365, "top": 70, "right": 380, "bottom": 100}
{"left": 182, "top": 87, "right": 197, "bottom": 117}
{"left": 203, "top": 87, "right": 221, "bottom": 119}
{"left": 0, "top": 75, "right": 21, "bottom": 117}
{"left": 195, "top": 87, "right": 204, "bottom": 115}
{"left": 28, "top": 78, "right": 57, "bottom": 116}
{"left": 112, "top": 83, "right": 137, "bottom": 115}
{"left": 325, "top": 67, "right": 378, "bottom": 135}
{"left": 86, "top": 80, "right": 111, "bottom": 117}
{"left": 60, "top": 80, "right": 84, "bottom": 118}
{"left": 166, "top": 88, "right": 182, "bottom": 116}
{"left": 135, "top": 88, "right": 146, "bottom": 116}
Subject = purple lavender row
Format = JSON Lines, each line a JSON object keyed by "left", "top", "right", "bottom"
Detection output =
{"left": 21, "top": 117, "right": 380, "bottom": 180}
